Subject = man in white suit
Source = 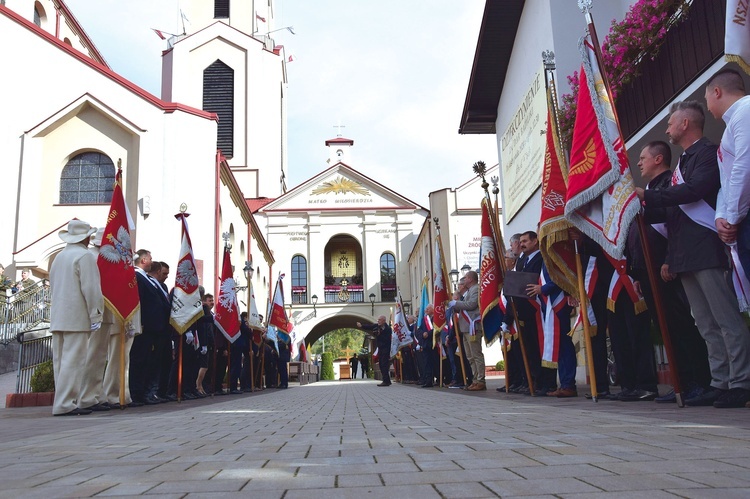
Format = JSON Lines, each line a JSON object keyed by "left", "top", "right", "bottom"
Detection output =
{"left": 49, "top": 220, "right": 103, "bottom": 416}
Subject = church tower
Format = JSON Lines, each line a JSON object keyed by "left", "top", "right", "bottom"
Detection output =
{"left": 160, "top": 0, "right": 288, "bottom": 198}
{"left": 325, "top": 136, "right": 354, "bottom": 165}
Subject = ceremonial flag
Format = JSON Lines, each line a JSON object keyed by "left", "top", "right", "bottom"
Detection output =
{"left": 479, "top": 197, "right": 503, "bottom": 346}
{"left": 565, "top": 37, "right": 639, "bottom": 259}
{"left": 152, "top": 28, "right": 166, "bottom": 40}
{"left": 170, "top": 214, "right": 203, "bottom": 334}
{"left": 390, "top": 292, "right": 412, "bottom": 358}
{"left": 539, "top": 82, "right": 578, "bottom": 296}
{"left": 287, "top": 55, "right": 295, "bottom": 63}
{"left": 416, "top": 277, "right": 430, "bottom": 328}
{"left": 256, "top": 12, "right": 266, "bottom": 22}
{"left": 726, "top": 0, "right": 750, "bottom": 74}
{"left": 432, "top": 234, "right": 451, "bottom": 338}
{"left": 266, "top": 325, "right": 279, "bottom": 353}
{"left": 269, "top": 274, "right": 292, "bottom": 333}
{"left": 247, "top": 278, "right": 264, "bottom": 330}
{"left": 298, "top": 342, "right": 308, "bottom": 362}
{"left": 97, "top": 167, "right": 140, "bottom": 325}
{"left": 214, "top": 246, "right": 241, "bottom": 343}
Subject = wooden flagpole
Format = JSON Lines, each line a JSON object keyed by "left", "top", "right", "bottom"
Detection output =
{"left": 475, "top": 162, "right": 535, "bottom": 395}
{"left": 574, "top": 240, "right": 599, "bottom": 401}
{"left": 454, "top": 314, "right": 468, "bottom": 387}
{"left": 490, "top": 177, "right": 510, "bottom": 393}
{"left": 177, "top": 336, "right": 183, "bottom": 401}
{"left": 119, "top": 325, "right": 126, "bottom": 408}
{"left": 580, "top": 0, "right": 682, "bottom": 406}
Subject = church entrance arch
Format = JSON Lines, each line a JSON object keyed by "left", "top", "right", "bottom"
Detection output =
{"left": 323, "top": 235, "right": 363, "bottom": 303}
{"left": 304, "top": 313, "right": 374, "bottom": 354}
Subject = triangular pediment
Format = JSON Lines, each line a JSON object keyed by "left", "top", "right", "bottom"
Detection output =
{"left": 261, "top": 163, "right": 425, "bottom": 212}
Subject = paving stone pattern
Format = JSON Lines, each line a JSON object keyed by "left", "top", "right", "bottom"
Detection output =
{"left": 1, "top": 380, "right": 750, "bottom": 497}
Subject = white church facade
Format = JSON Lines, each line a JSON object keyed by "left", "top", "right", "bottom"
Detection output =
{"left": 0, "top": 0, "right": 286, "bottom": 301}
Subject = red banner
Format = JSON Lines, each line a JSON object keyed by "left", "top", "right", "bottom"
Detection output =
{"left": 214, "top": 247, "right": 241, "bottom": 343}
{"left": 565, "top": 38, "right": 638, "bottom": 259}
{"left": 432, "top": 234, "right": 451, "bottom": 337}
{"left": 97, "top": 168, "right": 140, "bottom": 324}
{"left": 539, "top": 84, "right": 578, "bottom": 296}
{"left": 269, "top": 274, "right": 292, "bottom": 333}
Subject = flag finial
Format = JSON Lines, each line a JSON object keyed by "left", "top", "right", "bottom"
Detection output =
{"left": 577, "top": 0, "right": 592, "bottom": 15}
{"left": 472, "top": 160, "right": 489, "bottom": 191}
{"left": 179, "top": 203, "right": 187, "bottom": 213}
{"left": 433, "top": 217, "right": 440, "bottom": 231}
{"left": 542, "top": 50, "right": 556, "bottom": 70}
{"left": 491, "top": 176, "right": 499, "bottom": 195}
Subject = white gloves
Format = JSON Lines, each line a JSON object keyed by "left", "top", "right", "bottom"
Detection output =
{"left": 125, "top": 321, "right": 137, "bottom": 338}
{"left": 201, "top": 346, "right": 207, "bottom": 355}
{"left": 448, "top": 300, "right": 457, "bottom": 308}
{"left": 185, "top": 332, "right": 194, "bottom": 345}
{"left": 91, "top": 322, "right": 102, "bottom": 332}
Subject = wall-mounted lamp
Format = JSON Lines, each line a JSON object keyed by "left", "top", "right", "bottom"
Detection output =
{"left": 460, "top": 263, "right": 471, "bottom": 277}
{"left": 369, "top": 292, "right": 376, "bottom": 316}
{"left": 449, "top": 269, "right": 459, "bottom": 292}
{"left": 311, "top": 294, "right": 318, "bottom": 317}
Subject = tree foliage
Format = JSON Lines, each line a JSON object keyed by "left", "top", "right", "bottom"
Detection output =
{"left": 309, "top": 328, "right": 366, "bottom": 360}
{"left": 320, "top": 352, "right": 335, "bottom": 380}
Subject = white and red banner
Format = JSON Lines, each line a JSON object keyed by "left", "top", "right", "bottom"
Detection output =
{"left": 269, "top": 274, "right": 292, "bottom": 334}
{"left": 97, "top": 167, "right": 140, "bottom": 326}
{"left": 390, "top": 292, "right": 413, "bottom": 358}
{"left": 565, "top": 38, "right": 639, "bottom": 259}
{"left": 169, "top": 214, "right": 204, "bottom": 334}
{"left": 726, "top": 1, "right": 750, "bottom": 74}
{"left": 214, "top": 247, "right": 241, "bottom": 343}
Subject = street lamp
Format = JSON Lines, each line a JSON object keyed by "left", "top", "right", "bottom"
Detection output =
{"left": 449, "top": 269, "right": 459, "bottom": 292}
{"left": 369, "top": 292, "right": 376, "bottom": 315}
{"left": 311, "top": 294, "right": 318, "bottom": 317}
{"left": 460, "top": 263, "right": 471, "bottom": 277}
{"left": 243, "top": 260, "right": 254, "bottom": 280}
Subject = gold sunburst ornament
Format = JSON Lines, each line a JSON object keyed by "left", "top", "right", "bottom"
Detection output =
{"left": 569, "top": 139, "right": 596, "bottom": 176}
{"left": 311, "top": 176, "right": 370, "bottom": 196}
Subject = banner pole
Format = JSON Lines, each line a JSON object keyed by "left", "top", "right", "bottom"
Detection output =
{"left": 574, "top": 239, "right": 598, "bottom": 402}
{"left": 119, "top": 325, "right": 126, "bottom": 408}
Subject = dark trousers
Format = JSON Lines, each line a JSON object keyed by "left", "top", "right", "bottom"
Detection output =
{"left": 129, "top": 333, "right": 154, "bottom": 401}
{"left": 590, "top": 291, "right": 611, "bottom": 393}
{"left": 558, "top": 328, "right": 577, "bottom": 389}
{"left": 278, "top": 359, "right": 288, "bottom": 388}
{"left": 608, "top": 293, "right": 657, "bottom": 392}
{"left": 737, "top": 215, "right": 750, "bottom": 284}
{"left": 378, "top": 350, "right": 391, "bottom": 384}
{"left": 153, "top": 333, "right": 172, "bottom": 397}
{"left": 168, "top": 338, "right": 197, "bottom": 395}
{"left": 229, "top": 344, "right": 243, "bottom": 391}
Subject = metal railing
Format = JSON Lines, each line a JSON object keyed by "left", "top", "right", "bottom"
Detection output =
{"left": 1, "top": 282, "right": 50, "bottom": 344}
{"left": 15, "top": 329, "right": 53, "bottom": 394}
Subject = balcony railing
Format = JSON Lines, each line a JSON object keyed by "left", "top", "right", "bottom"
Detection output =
{"left": 323, "top": 285, "right": 364, "bottom": 303}
{"left": 615, "top": 0, "right": 725, "bottom": 141}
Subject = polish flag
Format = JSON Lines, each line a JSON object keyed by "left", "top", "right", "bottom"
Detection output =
{"left": 256, "top": 12, "right": 266, "bottom": 23}
{"left": 152, "top": 28, "right": 166, "bottom": 40}
{"left": 214, "top": 246, "right": 241, "bottom": 343}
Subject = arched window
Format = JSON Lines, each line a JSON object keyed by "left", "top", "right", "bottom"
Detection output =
{"left": 291, "top": 255, "right": 307, "bottom": 304}
{"left": 33, "top": 2, "right": 45, "bottom": 27}
{"left": 203, "top": 60, "right": 234, "bottom": 157}
{"left": 59, "top": 152, "right": 115, "bottom": 204}
{"left": 380, "top": 253, "right": 396, "bottom": 302}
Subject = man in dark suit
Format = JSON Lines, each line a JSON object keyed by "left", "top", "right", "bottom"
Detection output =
{"left": 417, "top": 305, "right": 436, "bottom": 387}
{"left": 357, "top": 316, "right": 392, "bottom": 386}
{"left": 510, "top": 231, "right": 547, "bottom": 395}
{"left": 637, "top": 100, "right": 750, "bottom": 408}
{"left": 131, "top": 249, "right": 171, "bottom": 405}
{"left": 349, "top": 353, "right": 359, "bottom": 379}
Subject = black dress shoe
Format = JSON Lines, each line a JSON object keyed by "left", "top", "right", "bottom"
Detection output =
{"left": 182, "top": 392, "right": 197, "bottom": 400}
{"left": 713, "top": 388, "right": 750, "bottom": 408}
{"left": 128, "top": 401, "right": 144, "bottom": 407}
{"left": 584, "top": 391, "right": 611, "bottom": 400}
{"left": 655, "top": 389, "right": 676, "bottom": 403}
{"left": 685, "top": 387, "right": 725, "bottom": 406}
{"left": 377, "top": 382, "right": 391, "bottom": 386}
{"left": 144, "top": 395, "right": 161, "bottom": 405}
{"left": 421, "top": 384, "right": 434, "bottom": 388}
{"left": 619, "top": 389, "right": 657, "bottom": 401}
{"left": 164, "top": 394, "right": 178, "bottom": 402}
{"left": 54, "top": 408, "right": 92, "bottom": 416}
{"left": 84, "top": 403, "right": 111, "bottom": 412}
{"left": 230, "top": 389, "right": 243, "bottom": 394}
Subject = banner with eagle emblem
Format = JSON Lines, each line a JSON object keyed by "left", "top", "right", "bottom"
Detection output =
{"left": 214, "top": 246, "right": 241, "bottom": 343}
{"left": 97, "top": 167, "right": 140, "bottom": 324}
{"left": 169, "top": 213, "right": 204, "bottom": 334}
{"left": 564, "top": 37, "right": 638, "bottom": 259}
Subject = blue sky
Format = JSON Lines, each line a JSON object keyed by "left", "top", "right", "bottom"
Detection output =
{"left": 65, "top": 0, "right": 498, "bottom": 206}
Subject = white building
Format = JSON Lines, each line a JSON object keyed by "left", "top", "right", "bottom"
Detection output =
{"left": 0, "top": 0, "right": 284, "bottom": 301}
{"left": 255, "top": 138, "right": 429, "bottom": 347}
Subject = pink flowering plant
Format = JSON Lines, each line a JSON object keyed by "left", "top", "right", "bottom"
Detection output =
{"left": 557, "top": 0, "right": 691, "bottom": 149}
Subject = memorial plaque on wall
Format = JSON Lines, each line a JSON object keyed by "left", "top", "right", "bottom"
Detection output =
{"left": 499, "top": 67, "right": 547, "bottom": 223}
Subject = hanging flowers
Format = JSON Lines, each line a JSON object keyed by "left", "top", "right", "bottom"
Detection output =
{"left": 557, "top": 0, "right": 692, "bottom": 149}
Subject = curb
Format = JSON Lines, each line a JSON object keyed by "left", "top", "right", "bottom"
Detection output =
{"left": 5, "top": 392, "right": 54, "bottom": 408}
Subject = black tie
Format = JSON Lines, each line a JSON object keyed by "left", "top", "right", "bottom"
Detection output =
{"left": 518, "top": 255, "right": 528, "bottom": 271}
{"left": 679, "top": 153, "right": 688, "bottom": 175}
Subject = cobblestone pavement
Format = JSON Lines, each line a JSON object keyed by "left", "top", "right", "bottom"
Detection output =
{"left": 1, "top": 379, "right": 750, "bottom": 498}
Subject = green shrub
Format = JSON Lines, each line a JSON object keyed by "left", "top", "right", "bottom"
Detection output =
{"left": 321, "top": 352, "right": 334, "bottom": 380}
{"left": 30, "top": 360, "right": 55, "bottom": 393}
{"left": 495, "top": 360, "right": 505, "bottom": 372}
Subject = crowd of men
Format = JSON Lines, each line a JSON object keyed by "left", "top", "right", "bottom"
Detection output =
{"left": 381, "top": 69, "right": 750, "bottom": 410}
{"left": 48, "top": 229, "right": 288, "bottom": 416}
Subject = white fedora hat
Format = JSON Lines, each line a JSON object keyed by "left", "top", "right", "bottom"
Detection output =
{"left": 59, "top": 220, "right": 97, "bottom": 244}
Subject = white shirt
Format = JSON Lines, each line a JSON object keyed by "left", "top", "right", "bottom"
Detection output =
{"left": 715, "top": 95, "right": 750, "bottom": 224}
